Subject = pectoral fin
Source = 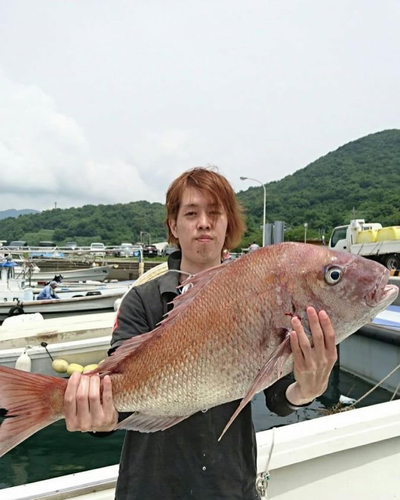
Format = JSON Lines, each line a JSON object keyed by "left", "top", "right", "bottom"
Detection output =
{"left": 219, "top": 335, "right": 292, "bottom": 441}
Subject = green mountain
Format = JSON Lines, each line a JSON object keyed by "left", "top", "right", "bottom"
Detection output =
{"left": 0, "top": 129, "right": 399, "bottom": 248}
{"left": 237, "top": 129, "right": 400, "bottom": 243}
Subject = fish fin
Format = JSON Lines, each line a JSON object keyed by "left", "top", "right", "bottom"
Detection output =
{"left": 161, "top": 264, "right": 226, "bottom": 326}
{"left": 116, "top": 412, "right": 190, "bottom": 432}
{"left": 91, "top": 329, "right": 163, "bottom": 375}
{"left": 218, "top": 336, "right": 292, "bottom": 441}
{"left": 93, "top": 264, "right": 226, "bottom": 376}
{"left": 0, "top": 366, "right": 66, "bottom": 457}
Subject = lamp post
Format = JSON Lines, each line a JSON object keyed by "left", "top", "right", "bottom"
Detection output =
{"left": 240, "top": 176, "right": 266, "bottom": 246}
{"left": 304, "top": 223, "right": 308, "bottom": 243}
{"left": 140, "top": 231, "right": 151, "bottom": 245}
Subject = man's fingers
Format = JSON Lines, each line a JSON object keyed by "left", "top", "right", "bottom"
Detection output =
{"left": 319, "top": 310, "right": 336, "bottom": 347}
{"left": 102, "top": 375, "right": 118, "bottom": 426}
{"left": 291, "top": 316, "right": 312, "bottom": 354}
{"left": 289, "top": 330, "right": 305, "bottom": 368}
{"left": 64, "top": 372, "right": 80, "bottom": 430}
{"left": 88, "top": 375, "right": 102, "bottom": 416}
{"left": 75, "top": 374, "right": 91, "bottom": 425}
{"left": 307, "top": 307, "right": 325, "bottom": 352}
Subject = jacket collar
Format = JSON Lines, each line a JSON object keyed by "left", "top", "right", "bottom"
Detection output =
{"left": 159, "top": 250, "right": 182, "bottom": 297}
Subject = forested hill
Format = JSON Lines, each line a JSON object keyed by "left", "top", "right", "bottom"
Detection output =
{"left": 0, "top": 129, "right": 399, "bottom": 247}
{"left": 237, "top": 129, "right": 400, "bottom": 242}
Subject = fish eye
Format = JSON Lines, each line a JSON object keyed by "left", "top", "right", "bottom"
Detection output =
{"left": 325, "top": 266, "right": 343, "bottom": 285}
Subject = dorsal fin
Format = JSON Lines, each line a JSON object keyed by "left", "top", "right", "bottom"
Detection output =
{"left": 90, "top": 263, "right": 227, "bottom": 377}
{"left": 90, "top": 328, "right": 162, "bottom": 375}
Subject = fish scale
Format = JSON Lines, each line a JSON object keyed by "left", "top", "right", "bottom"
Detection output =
{"left": 0, "top": 242, "right": 398, "bottom": 456}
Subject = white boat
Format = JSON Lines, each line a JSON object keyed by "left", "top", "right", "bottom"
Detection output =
{"left": 339, "top": 304, "right": 400, "bottom": 392}
{"left": 0, "top": 260, "right": 34, "bottom": 304}
{"left": 0, "top": 291, "right": 125, "bottom": 322}
{"left": 3, "top": 399, "right": 400, "bottom": 499}
{"left": 0, "top": 312, "right": 114, "bottom": 375}
{"left": 28, "top": 265, "right": 116, "bottom": 284}
{"left": 32, "top": 282, "right": 131, "bottom": 300}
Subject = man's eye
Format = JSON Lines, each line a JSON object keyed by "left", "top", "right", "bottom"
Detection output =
{"left": 185, "top": 212, "right": 196, "bottom": 216}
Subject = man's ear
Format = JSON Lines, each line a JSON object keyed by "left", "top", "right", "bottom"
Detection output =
{"left": 169, "top": 219, "right": 178, "bottom": 239}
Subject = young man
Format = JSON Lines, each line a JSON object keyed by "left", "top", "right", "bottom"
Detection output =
{"left": 64, "top": 167, "right": 337, "bottom": 499}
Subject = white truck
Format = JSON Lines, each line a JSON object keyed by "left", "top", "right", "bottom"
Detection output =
{"left": 329, "top": 219, "right": 400, "bottom": 270}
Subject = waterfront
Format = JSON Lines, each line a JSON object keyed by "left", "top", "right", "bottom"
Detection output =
{"left": 0, "top": 365, "right": 396, "bottom": 489}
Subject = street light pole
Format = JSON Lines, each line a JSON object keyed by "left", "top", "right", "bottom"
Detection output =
{"left": 140, "top": 231, "right": 151, "bottom": 245}
{"left": 240, "top": 176, "right": 266, "bottom": 246}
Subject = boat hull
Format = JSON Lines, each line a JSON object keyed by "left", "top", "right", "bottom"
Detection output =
{"left": 0, "top": 292, "right": 123, "bottom": 321}
{"left": 30, "top": 265, "right": 115, "bottom": 284}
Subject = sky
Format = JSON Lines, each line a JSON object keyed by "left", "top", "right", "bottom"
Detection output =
{"left": 0, "top": 0, "right": 399, "bottom": 211}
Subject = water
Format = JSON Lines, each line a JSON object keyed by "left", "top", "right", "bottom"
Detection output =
{"left": 0, "top": 366, "right": 396, "bottom": 489}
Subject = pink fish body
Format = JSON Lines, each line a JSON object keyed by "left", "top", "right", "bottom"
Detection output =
{"left": 0, "top": 243, "right": 398, "bottom": 456}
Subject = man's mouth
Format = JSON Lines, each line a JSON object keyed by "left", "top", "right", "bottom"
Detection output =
{"left": 197, "top": 235, "right": 212, "bottom": 242}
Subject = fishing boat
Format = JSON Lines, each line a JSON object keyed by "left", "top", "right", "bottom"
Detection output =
{"left": 0, "top": 311, "right": 114, "bottom": 376}
{"left": 4, "top": 254, "right": 116, "bottom": 284}
{"left": 31, "top": 282, "right": 131, "bottom": 300}
{"left": 0, "top": 265, "right": 168, "bottom": 374}
{"left": 0, "top": 259, "right": 34, "bottom": 304}
{"left": 3, "top": 398, "right": 400, "bottom": 499}
{"left": 0, "top": 290, "right": 125, "bottom": 322}
{"left": 339, "top": 303, "right": 400, "bottom": 393}
{"left": 27, "top": 264, "right": 116, "bottom": 284}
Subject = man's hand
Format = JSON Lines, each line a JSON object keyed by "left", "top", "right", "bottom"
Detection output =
{"left": 286, "top": 307, "right": 338, "bottom": 406}
{"left": 64, "top": 372, "right": 118, "bottom": 432}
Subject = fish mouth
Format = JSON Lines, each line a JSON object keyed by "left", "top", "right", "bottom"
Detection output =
{"left": 364, "top": 272, "right": 399, "bottom": 307}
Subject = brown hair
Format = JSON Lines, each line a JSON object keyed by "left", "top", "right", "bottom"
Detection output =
{"left": 165, "top": 167, "right": 246, "bottom": 250}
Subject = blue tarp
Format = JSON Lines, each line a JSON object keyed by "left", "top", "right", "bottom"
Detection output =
{"left": 0, "top": 261, "right": 17, "bottom": 267}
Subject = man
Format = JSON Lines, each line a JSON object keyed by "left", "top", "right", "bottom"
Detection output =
{"left": 249, "top": 241, "right": 260, "bottom": 252}
{"left": 64, "top": 167, "right": 337, "bottom": 499}
{"left": 37, "top": 280, "right": 60, "bottom": 300}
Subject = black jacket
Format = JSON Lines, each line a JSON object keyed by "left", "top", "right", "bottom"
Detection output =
{"left": 110, "top": 252, "right": 296, "bottom": 500}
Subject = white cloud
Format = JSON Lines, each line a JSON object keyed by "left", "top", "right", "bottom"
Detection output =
{"left": 0, "top": 71, "right": 162, "bottom": 210}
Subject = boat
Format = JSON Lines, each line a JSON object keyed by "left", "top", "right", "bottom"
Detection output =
{"left": 0, "top": 312, "right": 114, "bottom": 376}
{"left": 32, "top": 282, "right": 131, "bottom": 300}
{"left": 2, "top": 398, "right": 400, "bottom": 499}
{"left": 26, "top": 264, "right": 116, "bottom": 284}
{"left": 339, "top": 304, "right": 400, "bottom": 393}
{"left": 0, "top": 290, "right": 125, "bottom": 322}
{"left": 0, "top": 259, "right": 34, "bottom": 304}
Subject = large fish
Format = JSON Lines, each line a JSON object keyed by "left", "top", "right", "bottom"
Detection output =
{"left": 0, "top": 243, "right": 398, "bottom": 457}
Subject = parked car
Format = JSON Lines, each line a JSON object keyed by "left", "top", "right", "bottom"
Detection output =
{"left": 7, "top": 240, "right": 28, "bottom": 250}
{"left": 143, "top": 244, "right": 158, "bottom": 258}
{"left": 65, "top": 242, "right": 78, "bottom": 250}
{"left": 38, "top": 241, "right": 56, "bottom": 248}
{"left": 162, "top": 245, "right": 178, "bottom": 256}
{"left": 89, "top": 242, "right": 106, "bottom": 257}
{"left": 113, "top": 243, "right": 142, "bottom": 258}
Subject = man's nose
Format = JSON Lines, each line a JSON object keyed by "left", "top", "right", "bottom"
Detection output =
{"left": 198, "top": 212, "right": 211, "bottom": 229}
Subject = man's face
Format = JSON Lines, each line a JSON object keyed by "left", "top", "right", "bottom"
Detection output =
{"left": 169, "top": 187, "right": 228, "bottom": 268}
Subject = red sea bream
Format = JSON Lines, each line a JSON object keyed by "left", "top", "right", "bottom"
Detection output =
{"left": 0, "top": 242, "right": 398, "bottom": 457}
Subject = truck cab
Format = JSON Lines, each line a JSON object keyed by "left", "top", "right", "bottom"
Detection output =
{"left": 329, "top": 219, "right": 400, "bottom": 269}
{"left": 329, "top": 220, "right": 383, "bottom": 252}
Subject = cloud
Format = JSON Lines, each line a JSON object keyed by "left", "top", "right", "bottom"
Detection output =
{"left": 0, "top": 71, "right": 166, "bottom": 210}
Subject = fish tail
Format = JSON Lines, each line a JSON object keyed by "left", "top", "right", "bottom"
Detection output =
{"left": 0, "top": 366, "right": 67, "bottom": 457}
